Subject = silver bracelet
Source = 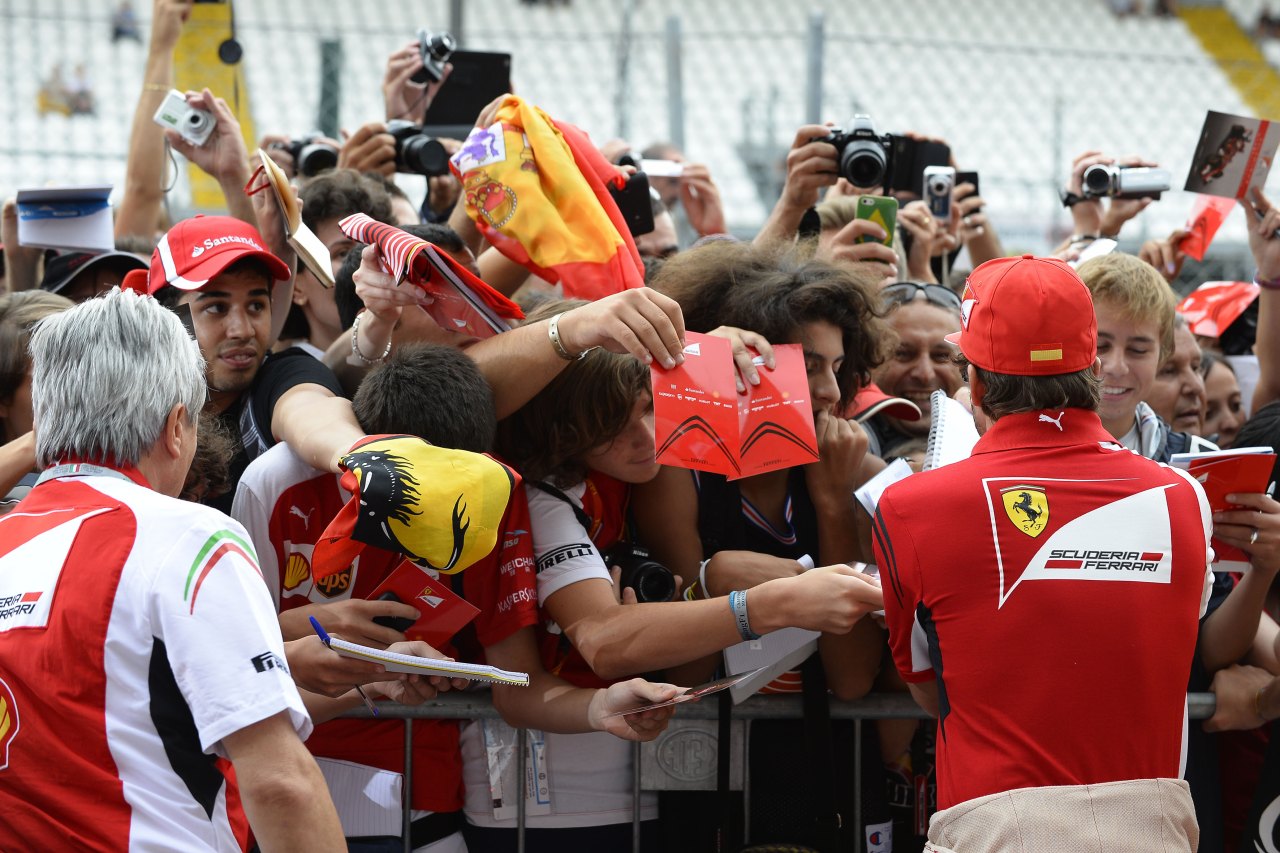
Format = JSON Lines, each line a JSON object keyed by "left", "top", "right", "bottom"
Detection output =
{"left": 350, "top": 311, "right": 392, "bottom": 366}
{"left": 547, "top": 312, "right": 579, "bottom": 361}
{"left": 698, "top": 558, "right": 713, "bottom": 599}
{"left": 729, "top": 590, "right": 759, "bottom": 641}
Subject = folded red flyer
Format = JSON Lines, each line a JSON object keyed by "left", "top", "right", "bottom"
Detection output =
{"left": 368, "top": 559, "right": 481, "bottom": 647}
{"left": 652, "top": 332, "right": 818, "bottom": 480}
{"left": 1179, "top": 195, "right": 1236, "bottom": 262}
{"left": 1171, "top": 447, "right": 1276, "bottom": 570}
{"left": 1176, "top": 280, "right": 1259, "bottom": 339}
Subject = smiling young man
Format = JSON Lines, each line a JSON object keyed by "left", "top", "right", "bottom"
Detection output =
{"left": 1076, "top": 252, "right": 1215, "bottom": 461}
{"left": 124, "top": 215, "right": 360, "bottom": 513}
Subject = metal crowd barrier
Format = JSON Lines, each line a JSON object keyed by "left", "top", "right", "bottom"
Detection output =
{"left": 342, "top": 691, "right": 1218, "bottom": 853}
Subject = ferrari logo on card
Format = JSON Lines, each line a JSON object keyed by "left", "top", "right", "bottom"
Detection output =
{"left": 1001, "top": 485, "right": 1049, "bottom": 537}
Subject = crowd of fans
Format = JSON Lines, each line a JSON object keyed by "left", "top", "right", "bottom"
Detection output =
{"left": 2, "top": 1, "right": 1280, "bottom": 852}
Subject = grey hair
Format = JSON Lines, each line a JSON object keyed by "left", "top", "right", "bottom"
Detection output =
{"left": 29, "top": 288, "right": 206, "bottom": 468}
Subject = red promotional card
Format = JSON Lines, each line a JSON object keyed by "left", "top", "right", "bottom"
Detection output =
{"left": 1179, "top": 194, "right": 1236, "bottom": 262}
{"left": 369, "top": 559, "right": 481, "bottom": 648}
{"left": 652, "top": 333, "right": 818, "bottom": 480}
{"left": 1185, "top": 111, "right": 1280, "bottom": 200}
{"left": 1176, "top": 280, "right": 1260, "bottom": 339}
{"left": 1171, "top": 447, "right": 1276, "bottom": 570}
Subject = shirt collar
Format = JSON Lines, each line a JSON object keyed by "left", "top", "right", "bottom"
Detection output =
{"left": 971, "top": 409, "right": 1119, "bottom": 456}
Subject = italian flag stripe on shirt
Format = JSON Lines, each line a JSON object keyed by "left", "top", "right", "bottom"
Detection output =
{"left": 183, "top": 530, "right": 260, "bottom": 613}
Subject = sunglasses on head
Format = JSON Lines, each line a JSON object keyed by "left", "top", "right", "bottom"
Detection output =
{"left": 881, "top": 282, "right": 962, "bottom": 311}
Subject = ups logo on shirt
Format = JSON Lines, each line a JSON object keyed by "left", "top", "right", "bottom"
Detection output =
{"left": 314, "top": 567, "right": 352, "bottom": 598}
{"left": 1001, "top": 485, "right": 1049, "bottom": 537}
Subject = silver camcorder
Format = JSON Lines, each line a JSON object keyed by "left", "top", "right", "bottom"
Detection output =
{"left": 1081, "top": 165, "right": 1170, "bottom": 201}
{"left": 152, "top": 89, "right": 216, "bottom": 147}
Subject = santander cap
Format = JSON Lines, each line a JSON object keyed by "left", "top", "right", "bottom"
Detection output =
{"left": 945, "top": 255, "right": 1097, "bottom": 376}
{"left": 122, "top": 215, "right": 291, "bottom": 296}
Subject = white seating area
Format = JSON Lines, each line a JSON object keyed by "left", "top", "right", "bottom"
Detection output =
{"left": 0, "top": 0, "right": 1272, "bottom": 251}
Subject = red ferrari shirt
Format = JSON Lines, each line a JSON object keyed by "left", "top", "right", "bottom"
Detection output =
{"left": 872, "top": 409, "right": 1212, "bottom": 809}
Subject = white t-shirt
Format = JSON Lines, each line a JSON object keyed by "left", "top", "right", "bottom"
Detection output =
{"left": 0, "top": 471, "right": 309, "bottom": 851}
{"left": 461, "top": 480, "right": 657, "bottom": 829}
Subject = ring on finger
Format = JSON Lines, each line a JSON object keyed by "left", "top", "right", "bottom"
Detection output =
{"left": 1251, "top": 528, "right": 1260, "bottom": 545}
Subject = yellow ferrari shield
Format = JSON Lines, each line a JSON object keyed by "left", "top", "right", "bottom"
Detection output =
{"left": 1001, "top": 485, "right": 1049, "bottom": 537}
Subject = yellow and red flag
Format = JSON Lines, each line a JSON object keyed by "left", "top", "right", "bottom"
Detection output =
{"left": 449, "top": 96, "right": 645, "bottom": 300}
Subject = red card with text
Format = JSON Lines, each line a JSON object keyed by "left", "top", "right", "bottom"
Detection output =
{"left": 652, "top": 333, "right": 818, "bottom": 480}
{"left": 369, "top": 559, "right": 480, "bottom": 647}
{"left": 1176, "top": 280, "right": 1259, "bottom": 339}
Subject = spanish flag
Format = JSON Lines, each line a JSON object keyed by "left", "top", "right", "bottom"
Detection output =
{"left": 449, "top": 95, "right": 645, "bottom": 300}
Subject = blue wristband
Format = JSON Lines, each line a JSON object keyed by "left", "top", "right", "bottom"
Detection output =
{"left": 730, "top": 589, "right": 759, "bottom": 641}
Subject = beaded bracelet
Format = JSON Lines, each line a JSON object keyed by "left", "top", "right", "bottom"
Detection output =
{"left": 350, "top": 311, "right": 392, "bottom": 366}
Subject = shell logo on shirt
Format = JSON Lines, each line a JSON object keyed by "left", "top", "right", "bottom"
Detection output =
{"left": 283, "top": 552, "right": 311, "bottom": 592}
{"left": 0, "top": 677, "right": 19, "bottom": 771}
{"left": 1001, "top": 485, "right": 1049, "bottom": 537}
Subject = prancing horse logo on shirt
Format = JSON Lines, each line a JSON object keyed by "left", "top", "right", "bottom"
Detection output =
{"left": 0, "top": 677, "right": 18, "bottom": 771}
{"left": 1001, "top": 485, "right": 1049, "bottom": 537}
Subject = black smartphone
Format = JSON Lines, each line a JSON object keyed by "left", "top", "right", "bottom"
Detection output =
{"left": 372, "top": 592, "right": 416, "bottom": 634}
{"left": 956, "top": 170, "right": 980, "bottom": 197}
{"left": 611, "top": 172, "right": 656, "bottom": 237}
{"left": 888, "top": 136, "right": 952, "bottom": 196}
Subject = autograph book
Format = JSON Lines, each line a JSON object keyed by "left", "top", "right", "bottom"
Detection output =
{"left": 652, "top": 333, "right": 818, "bottom": 480}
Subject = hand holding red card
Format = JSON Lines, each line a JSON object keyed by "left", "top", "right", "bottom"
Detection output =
{"left": 368, "top": 559, "right": 481, "bottom": 648}
{"left": 652, "top": 332, "right": 818, "bottom": 480}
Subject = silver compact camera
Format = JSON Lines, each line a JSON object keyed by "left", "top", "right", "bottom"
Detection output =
{"left": 1081, "top": 165, "right": 1170, "bottom": 200}
{"left": 152, "top": 89, "right": 216, "bottom": 147}
{"left": 923, "top": 165, "right": 955, "bottom": 221}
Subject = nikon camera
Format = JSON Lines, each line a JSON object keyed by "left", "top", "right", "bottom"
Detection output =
{"left": 386, "top": 120, "right": 451, "bottom": 176}
{"left": 601, "top": 542, "right": 676, "bottom": 604}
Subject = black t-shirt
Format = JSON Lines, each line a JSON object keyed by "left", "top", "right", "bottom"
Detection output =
{"left": 206, "top": 347, "right": 345, "bottom": 515}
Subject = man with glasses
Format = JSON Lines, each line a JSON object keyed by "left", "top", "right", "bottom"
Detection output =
{"left": 866, "top": 282, "right": 966, "bottom": 457}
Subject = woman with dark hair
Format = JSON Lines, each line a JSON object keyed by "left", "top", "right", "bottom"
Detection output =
{"left": 466, "top": 297, "right": 883, "bottom": 852}
{"left": 1201, "top": 352, "right": 1244, "bottom": 447}
{"left": 638, "top": 239, "right": 895, "bottom": 849}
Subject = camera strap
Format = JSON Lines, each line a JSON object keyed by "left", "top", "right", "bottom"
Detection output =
{"left": 527, "top": 480, "right": 595, "bottom": 540}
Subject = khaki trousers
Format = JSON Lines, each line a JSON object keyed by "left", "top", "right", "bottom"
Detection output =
{"left": 922, "top": 778, "right": 1198, "bottom": 853}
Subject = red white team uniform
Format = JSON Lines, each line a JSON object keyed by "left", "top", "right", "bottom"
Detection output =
{"left": 232, "top": 443, "right": 538, "bottom": 824}
{"left": 873, "top": 410, "right": 1213, "bottom": 810}
{"left": 0, "top": 467, "right": 309, "bottom": 852}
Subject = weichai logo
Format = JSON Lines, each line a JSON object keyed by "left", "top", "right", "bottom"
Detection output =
{"left": 0, "top": 677, "right": 18, "bottom": 771}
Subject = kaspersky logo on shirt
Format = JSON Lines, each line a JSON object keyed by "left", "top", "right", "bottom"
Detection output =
{"left": 0, "top": 677, "right": 19, "bottom": 771}
{"left": 985, "top": 477, "right": 1174, "bottom": 608}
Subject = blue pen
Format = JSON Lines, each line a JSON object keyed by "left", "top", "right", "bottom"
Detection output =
{"left": 310, "top": 616, "right": 378, "bottom": 716}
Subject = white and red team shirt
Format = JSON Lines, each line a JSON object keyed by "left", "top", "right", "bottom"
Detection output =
{"left": 0, "top": 468, "right": 309, "bottom": 852}
{"left": 232, "top": 443, "right": 539, "bottom": 814}
{"left": 872, "top": 410, "right": 1214, "bottom": 810}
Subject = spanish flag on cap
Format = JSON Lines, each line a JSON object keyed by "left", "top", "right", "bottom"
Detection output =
{"left": 312, "top": 435, "right": 517, "bottom": 580}
{"left": 449, "top": 95, "right": 645, "bottom": 300}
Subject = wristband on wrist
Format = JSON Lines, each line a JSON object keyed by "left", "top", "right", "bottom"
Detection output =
{"left": 1256, "top": 273, "right": 1280, "bottom": 291}
{"left": 1059, "top": 189, "right": 1086, "bottom": 209}
{"left": 698, "top": 558, "right": 713, "bottom": 599}
{"left": 1069, "top": 233, "right": 1099, "bottom": 245}
{"left": 729, "top": 589, "right": 759, "bottom": 641}
{"left": 350, "top": 311, "right": 391, "bottom": 366}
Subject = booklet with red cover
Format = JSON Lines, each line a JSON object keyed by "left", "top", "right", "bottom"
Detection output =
{"left": 1171, "top": 447, "right": 1276, "bottom": 570}
{"left": 652, "top": 332, "right": 818, "bottom": 480}
{"left": 368, "top": 559, "right": 481, "bottom": 648}
{"left": 1185, "top": 111, "right": 1280, "bottom": 200}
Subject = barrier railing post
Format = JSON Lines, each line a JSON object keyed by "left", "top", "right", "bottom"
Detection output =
{"left": 402, "top": 718, "right": 413, "bottom": 853}
{"left": 517, "top": 727, "right": 527, "bottom": 853}
{"left": 632, "top": 740, "right": 642, "bottom": 852}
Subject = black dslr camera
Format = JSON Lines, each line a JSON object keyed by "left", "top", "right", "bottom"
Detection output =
{"left": 825, "top": 114, "right": 894, "bottom": 189}
{"left": 279, "top": 134, "right": 339, "bottom": 178}
{"left": 601, "top": 542, "right": 676, "bottom": 603}
{"left": 412, "top": 28, "right": 456, "bottom": 85}
{"left": 386, "top": 120, "right": 450, "bottom": 176}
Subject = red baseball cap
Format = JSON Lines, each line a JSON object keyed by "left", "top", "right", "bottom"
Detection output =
{"left": 122, "top": 215, "right": 291, "bottom": 295}
{"left": 946, "top": 255, "right": 1097, "bottom": 376}
{"left": 846, "top": 384, "right": 922, "bottom": 423}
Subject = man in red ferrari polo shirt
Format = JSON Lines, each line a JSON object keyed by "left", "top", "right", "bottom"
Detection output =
{"left": 872, "top": 255, "right": 1214, "bottom": 851}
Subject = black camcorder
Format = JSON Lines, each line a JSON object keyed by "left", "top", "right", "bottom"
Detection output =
{"left": 386, "top": 120, "right": 450, "bottom": 176}
{"left": 412, "top": 29, "right": 456, "bottom": 85}
{"left": 819, "top": 115, "right": 952, "bottom": 196}
{"left": 277, "top": 134, "right": 339, "bottom": 178}
{"left": 601, "top": 542, "right": 676, "bottom": 603}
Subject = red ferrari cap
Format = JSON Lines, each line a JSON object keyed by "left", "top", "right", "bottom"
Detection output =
{"left": 124, "top": 215, "right": 291, "bottom": 295}
{"left": 946, "top": 255, "right": 1097, "bottom": 376}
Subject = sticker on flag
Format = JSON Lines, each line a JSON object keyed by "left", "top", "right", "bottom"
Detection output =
{"left": 368, "top": 559, "right": 480, "bottom": 648}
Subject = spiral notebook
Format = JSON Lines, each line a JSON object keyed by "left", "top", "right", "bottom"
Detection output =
{"left": 923, "top": 390, "right": 980, "bottom": 470}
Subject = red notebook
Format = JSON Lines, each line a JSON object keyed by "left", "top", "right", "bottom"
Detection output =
{"left": 1171, "top": 447, "right": 1276, "bottom": 570}
{"left": 368, "top": 559, "right": 481, "bottom": 648}
{"left": 652, "top": 333, "right": 818, "bottom": 480}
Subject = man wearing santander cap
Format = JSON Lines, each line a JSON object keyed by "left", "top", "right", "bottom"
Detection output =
{"left": 871, "top": 255, "right": 1213, "bottom": 851}
{"left": 122, "top": 215, "right": 355, "bottom": 514}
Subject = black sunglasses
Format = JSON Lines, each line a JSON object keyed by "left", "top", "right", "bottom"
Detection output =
{"left": 881, "top": 282, "right": 962, "bottom": 311}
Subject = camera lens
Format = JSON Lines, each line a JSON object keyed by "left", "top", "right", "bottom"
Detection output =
{"left": 398, "top": 134, "right": 449, "bottom": 176}
{"left": 626, "top": 562, "right": 676, "bottom": 603}
{"left": 1082, "top": 165, "right": 1114, "bottom": 197}
{"left": 296, "top": 143, "right": 339, "bottom": 178}
{"left": 842, "top": 143, "right": 887, "bottom": 188}
{"left": 425, "top": 32, "right": 456, "bottom": 61}
{"left": 929, "top": 177, "right": 950, "bottom": 196}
